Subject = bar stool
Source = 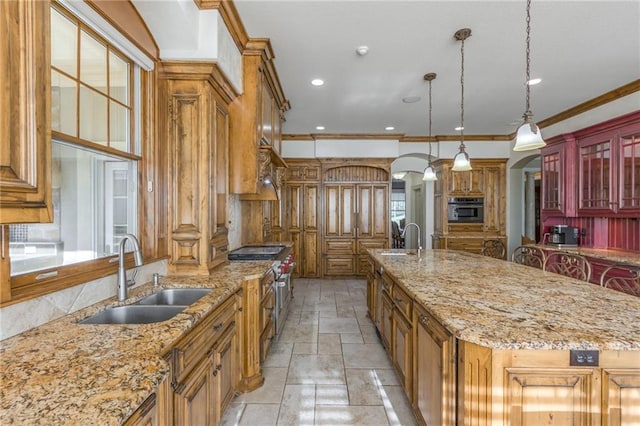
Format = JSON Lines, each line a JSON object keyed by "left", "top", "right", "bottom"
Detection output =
{"left": 600, "top": 264, "right": 640, "bottom": 297}
{"left": 481, "top": 239, "right": 506, "bottom": 259}
{"left": 511, "top": 245, "right": 546, "bottom": 269}
{"left": 543, "top": 252, "right": 592, "bottom": 282}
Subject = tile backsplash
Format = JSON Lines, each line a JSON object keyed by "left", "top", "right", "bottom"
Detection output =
{"left": 0, "top": 260, "right": 167, "bottom": 341}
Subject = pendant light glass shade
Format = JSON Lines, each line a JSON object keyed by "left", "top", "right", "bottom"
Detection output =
{"left": 513, "top": 112, "right": 545, "bottom": 151}
{"left": 513, "top": 0, "right": 545, "bottom": 152}
{"left": 422, "top": 165, "right": 437, "bottom": 181}
{"left": 452, "top": 148, "right": 472, "bottom": 171}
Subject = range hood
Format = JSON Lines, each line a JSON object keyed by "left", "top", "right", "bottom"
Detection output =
{"left": 239, "top": 175, "right": 279, "bottom": 201}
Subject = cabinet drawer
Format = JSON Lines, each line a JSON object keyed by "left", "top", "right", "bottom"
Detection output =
{"left": 261, "top": 287, "right": 275, "bottom": 331}
{"left": 261, "top": 272, "right": 275, "bottom": 298}
{"left": 260, "top": 320, "right": 274, "bottom": 363}
{"left": 325, "top": 239, "right": 355, "bottom": 254}
{"left": 446, "top": 238, "right": 484, "bottom": 253}
{"left": 392, "top": 283, "right": 412, "bottom": 321}
{"left": 447, "top": 223, "right": 483, "bottom": 233}
{"left": 324, "top": 256, "right": 355, "bottom": 275}
{"left": 171, "top": 294, "right": 237, "bottom": 382}
{"left": 357, "top": 239, "right": 388, "bottom": 255}
{"left": 414, "top": 303, "right": 451, "bottom": 341}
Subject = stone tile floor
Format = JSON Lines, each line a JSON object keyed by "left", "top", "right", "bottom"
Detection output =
{"left": 220, "top": 278, "right": 418, "bottom": 426}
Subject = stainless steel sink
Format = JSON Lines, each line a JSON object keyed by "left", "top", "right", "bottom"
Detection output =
{"left": 79, "top": 305, "right": 186, "bottom": 324}
{"left": 136, "top": 288, "right": 211, "bottom": 306}
{"left": 379, "top": 251, "right": 416, "bottom": 256}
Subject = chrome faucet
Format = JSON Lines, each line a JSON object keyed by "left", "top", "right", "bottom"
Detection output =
{"left": 117, "top": 234, "right": 144, "bottom": 301}
{"left": 401, "top": 222, "right": 422, "bottom": 257}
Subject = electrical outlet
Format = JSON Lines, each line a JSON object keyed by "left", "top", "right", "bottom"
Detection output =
{"left": 570, "top": 349, "right": 599, "bottom": 366}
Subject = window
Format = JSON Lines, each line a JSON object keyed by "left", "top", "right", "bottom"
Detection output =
{"left": 8, "top": 4, "right": 140, "bottom": 281}
{"left": 391, "top": 182, "right": 406, "bottom": 227}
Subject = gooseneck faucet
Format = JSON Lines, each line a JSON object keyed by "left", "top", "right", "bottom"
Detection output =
{"left": 117, "top": 234, "right": 144, "bottom": 301}
{"left": 401, "top": 223, "right": 422, "bottom": 257}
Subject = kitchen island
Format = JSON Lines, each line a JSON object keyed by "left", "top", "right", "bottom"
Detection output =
{"left": 367, "top": 248, "right": 640, "bottom": 425}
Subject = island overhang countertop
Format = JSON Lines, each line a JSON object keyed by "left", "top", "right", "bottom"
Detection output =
{"left": 368, "top": 249, "right": 640, "bottom": 352}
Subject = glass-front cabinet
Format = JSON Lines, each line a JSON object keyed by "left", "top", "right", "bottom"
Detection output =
{"left": 619, "top": 130, "right": 640, "bottom": 214}
{"left": 541, "top": 134, "right": 576, "bottom": 218}
{"left": 575, "top": 113, "right": 640, "bottom": 217}
{"left": 578, "top": 134, "right": 615, "bottom": 215}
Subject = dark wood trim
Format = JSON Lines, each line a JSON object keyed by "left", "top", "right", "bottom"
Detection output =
{"left": 536, "top": 79, "right": 640, "bottom": 131}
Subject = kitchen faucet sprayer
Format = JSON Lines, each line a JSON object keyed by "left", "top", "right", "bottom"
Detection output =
{"left": 117, "top": 234, "right": 144, "bottom": 301}
{"left": 401, "top": 223, "right": 422, "bottom": 257}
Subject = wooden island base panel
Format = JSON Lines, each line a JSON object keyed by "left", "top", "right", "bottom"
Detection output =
{"left": 366, "top": 248, "right": 640, "bottom": 425}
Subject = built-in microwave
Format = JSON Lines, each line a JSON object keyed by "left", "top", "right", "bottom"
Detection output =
{"left": 447, "top": 197, "right": 484, "bottom": 223}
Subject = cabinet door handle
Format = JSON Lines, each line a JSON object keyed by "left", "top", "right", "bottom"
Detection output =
{"left": 419, "top": 314, "right": 429, "bottom": 325}
{"left": 213, "top": 322, "right": 225, "bottom": 332}
{"left": 393, "top": 297, "right": 403, "bottom": 304}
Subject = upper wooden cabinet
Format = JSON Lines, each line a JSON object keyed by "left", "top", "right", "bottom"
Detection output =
{"left": 0, "top": 0, "right": 53, "bottom": 224}
{"left": 432, "top": 159, "right": 507, "bottom": 234}
{"left": 159, "top": 62, "right": 233, "bottom": 275}
{"left": 229, "top": 39, "right": 289, "bottom": 195}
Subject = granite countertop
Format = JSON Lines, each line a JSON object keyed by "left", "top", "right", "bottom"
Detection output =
{"left": 370, "top": 249, "right": 640, "bottom": 351}
{"left": 528, "top": 244, "right": 640, "bottom": 266}
{"left": 0, "top": 261, "right": 273, "bottom": 426}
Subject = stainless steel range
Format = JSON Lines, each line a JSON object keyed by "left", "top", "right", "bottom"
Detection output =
{"left": 228, "top": 245, "right": 295, "bottom": 337}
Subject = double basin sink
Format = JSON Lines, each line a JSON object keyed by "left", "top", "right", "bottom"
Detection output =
{"left": 80, "top": 288, "right": 211, "bottom": 325}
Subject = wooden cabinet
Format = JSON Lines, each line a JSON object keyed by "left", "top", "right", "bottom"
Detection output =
{"left": 125, "top": 394, "right": 158, "bottom": 426}
{"left": 0, "top": 0, "right": 53, "bottom": 224}
{"left": 377, "top": 272, "right": 413, "bottom": 397}
{"left": 159, "top": 62, "right": 231, "bottom": 275}
{"left": 239, "top": 270, "right": 275, "bottom": 392}
{"left": 229, "top": 39, "right": 289, "bottom": 196}
{"left": 432, "top": 159, "right": 507, "bottom": 254}
{"left": 322, "top": 161, "right": 390, "bottom": 276}
{"left": 167, "top": 292, "right": 240, "bottom": 426}
{"left": 413, "top": 303, "right": 456, "bottom": 426}
{"left": 619, "top": 130, "right": 640, "bottom": 213}
{"left": 285, "top": 160, "right": 321, "bottom": 277}
{"left": 448, "top": 168, "right": 484, "bottom": 196}
{"left": 602, "top": 369, "right": 640, "bottom": 425}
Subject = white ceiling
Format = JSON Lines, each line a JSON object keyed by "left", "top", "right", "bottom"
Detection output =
{"left": 233, "top": 0, "right": 639, "bottom": 137}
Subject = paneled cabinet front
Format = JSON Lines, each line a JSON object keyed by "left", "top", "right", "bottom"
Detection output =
{"left": 0, "top": 0, "right": 53, "bottom": 224}
{"left": 323, "top": 182, "right": 389, "bottom": 276}
{"left": 160, "top": 64, "right": 230, "bottom": 275}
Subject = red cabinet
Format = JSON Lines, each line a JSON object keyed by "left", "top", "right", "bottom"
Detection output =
{"left": 576, "top": 112, "right": 640, "bottom": 217}
{"left": 542, "top": 112, "right": 640, "bottom": 221}
{"left": 541, "top": 134, "right": 577, "bottom": 218}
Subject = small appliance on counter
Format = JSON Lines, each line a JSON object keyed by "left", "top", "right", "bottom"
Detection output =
{"left": 547, "top": 225, "right": 580, "bottom": 248}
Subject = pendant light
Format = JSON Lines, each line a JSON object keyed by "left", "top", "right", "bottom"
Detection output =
{"left": 513, "top": 0, "right": 545, "bottom": 151}
{"left": 452, "top": 28, "right": 472, "bottom": 172}
{"left": 422, "top": 72, "right": 438, "bottom": 181}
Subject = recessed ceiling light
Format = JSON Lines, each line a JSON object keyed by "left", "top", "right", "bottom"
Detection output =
{"left": 356, "top": 46, "right": 369, "bottom": 56}
{"left": 402, "top": 96, "right": 421, "bottom": 104}
{"left": 385, "top": 126, "right": 395, "bottom": 131}
{"left": 311, "top": 79, "right": 324, "bottom": 86}
{"left": 316, "top": 126, "right": 325, "bottom": 130}
{"left": 455, "top": 126, "right": 464, "bottom": 131}
{"left": 527, "top": 78, "right": 542, "bottom": 86}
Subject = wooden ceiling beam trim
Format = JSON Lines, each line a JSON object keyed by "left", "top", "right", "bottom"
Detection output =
{"left": 193, "top": 0, "right": 249, "bottom": 52}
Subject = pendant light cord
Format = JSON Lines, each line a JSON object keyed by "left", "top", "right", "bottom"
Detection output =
{"left": 524, "top": 0, "right": 532, "bottom": 114}
{"left": 428, "top": 78, "right": 433, "bottom": 159}
{"left": 460, "top": 35, "right": 465, "bottom": 149}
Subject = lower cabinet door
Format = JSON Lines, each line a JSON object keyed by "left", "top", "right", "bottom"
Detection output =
{"left": 392, "top": 309, "right": 412, "bottom": 399}
{"left": 213, "top": 324, "right": 239, "bottom": 423}
{"left": 413, "top": 305, "right": 455, "bottom": 426}
{"left": 380, "top": 290, "right": 393, "bottom": 351}
{"left": 173, "top": 357, "right": 215, "bottom": 426}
